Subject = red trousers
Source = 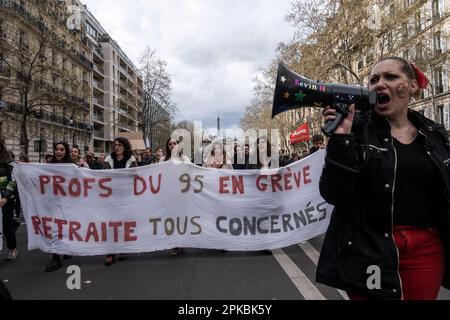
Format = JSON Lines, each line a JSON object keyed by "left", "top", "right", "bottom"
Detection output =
{"left": 348, "top": 226, "right": 445, "bottom": 300}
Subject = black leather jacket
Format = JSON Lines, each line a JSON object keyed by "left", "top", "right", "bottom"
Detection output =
{"left": 316, "top": 110, "right": 450, "bottom": 299}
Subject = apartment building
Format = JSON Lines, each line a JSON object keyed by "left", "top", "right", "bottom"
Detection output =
{"left": 0, "top": 0, "right": 144, "bottom": 161}
{"left": 99, "top": 34, "right": 144, "bottom": 153}
{"left": 146, "top": 95, "right": 170, "bottom": 150}
{"left": 75, "top": 0, "right": 144, "bottom": 155}
{"left": 0, "top": 0, "right": 93, "bottom": 161}
{"left": 288, "top": 0, "right": 450, "bottom": 145}
{"left": 345, "top": 0, "right": 450, "bottom": 130}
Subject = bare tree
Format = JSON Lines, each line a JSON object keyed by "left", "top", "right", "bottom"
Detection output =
{"left": 0, "top": 6, "right": 90, "bottom": 156}
{"left": 138, "top": 46, "right": 176, "bottom": 147}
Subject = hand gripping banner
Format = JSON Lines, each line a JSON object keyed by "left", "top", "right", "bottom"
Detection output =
{"left": 14, "top": 150, "right": 333, "bottom": 256}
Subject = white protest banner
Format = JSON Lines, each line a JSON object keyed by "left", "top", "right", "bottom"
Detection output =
{"left": 13, "top": 150, "right": 332, "bottom": 256}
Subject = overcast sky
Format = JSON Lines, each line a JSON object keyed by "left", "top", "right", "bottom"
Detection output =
{"left": 82, "top": 0, "right": 294, "bottom": 131}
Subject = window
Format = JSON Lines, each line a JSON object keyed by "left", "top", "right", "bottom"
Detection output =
{"left": 437, "top": 105, "right": 444, "bottom": 124}
{"left": 434, "top": 31, "right": 442, "bottom": 54}
{"left": 34, "top": 139, "right": 47, "bottom": 153}
{"left": 432, "top": 0, "right": 441, "bottom": 20}
{"left": 415, "top": 44, "right": 423, "bottom": 59}
{"left": 403, "top": 49, "right": 409, "bottom": 60}
{"left": 357, "top": 56, "right": 364, "bottom": 70}
{"left": 415, "top": 12, "right": 422, "bottom": 33}
{"left": 367, "top": 47, "right": 374, "bottom": 63}
{"left": 402, "top": 23, "right": 408, "bottom": 40}
{"left": 86, "top": 22, "right": 97, "bottom": 40}
{"left": 434, "top": 67, "right": 443, "bottom": 94}
{"left": 19, "top": 31, "right": 28, "bottom": 48}
{"left": 387, "top": 32, "right": 393, "bottom": 50}
{"left": 444, "top": 105, "right": 450, "bottom": 130}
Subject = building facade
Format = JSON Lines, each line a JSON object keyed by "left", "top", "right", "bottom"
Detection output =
{"left": 355, "top": 0, "right": 450, "bottom": 130}
{"left": 287, "top": 0, "right": 450, "bottom": 147}
{"left": 0, "top": 0, "right": 145, "bottom": 161}
{"left": 0, "top": 0, "right": 93, "bottom": 161}
{"left": 79, "top": 3, "right": 144, "bottom": 155}
{"left": 146, "top": 95, "right": 170, "bottom": 150}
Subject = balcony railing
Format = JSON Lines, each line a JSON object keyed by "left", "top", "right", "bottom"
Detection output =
{"left": 93, "top": 64, "right": 104, "bottom": 75}
{"left": 119, "top": 65, "right": 128, "bottom": 75}
{"left": 94, "top": 130, "right": 105, "bottom": 139}
{"left": 119, "top": 94, "right": 129, "bottom": 104}
{"left": 93, "top": 114, "right": 104, "bottom": 123}
{"left": 118, "top": 123, "right": 131, "bottom": 131}
{"left": 93, "top": 49, "right": 104, "bottom": 60}
{"left": 119, "top": 80, "right": 128, "bottom": 88}
{"left": 93, "top": 80, "right": 104, "bottom": 91}
{"left": 0, "top": 1, "right": 93, "bottom": 70}
{"left": 32, "top": 79, "right": 88, "bottom": 108}
{"left": 118, "top": 108, "right": 128, "bottom": 116}
{"left": 23, "top": 109, "right": 94, "bottom": 132}
{"left": 93, "top": 97, "right": 104, "bottom": 107}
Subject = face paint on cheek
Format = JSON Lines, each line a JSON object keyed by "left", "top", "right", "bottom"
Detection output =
{"left": 395, "top": 84, "right": 408, "bottom": 98}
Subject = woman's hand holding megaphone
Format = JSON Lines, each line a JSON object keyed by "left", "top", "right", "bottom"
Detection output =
{"left": 322, "top": 104, "right": 356, "bottom": 135}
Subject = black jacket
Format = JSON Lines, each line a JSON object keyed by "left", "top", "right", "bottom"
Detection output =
{"left": 316, "top": 110, "right": 450, "bottom": 299}
{"left": 0, "top": 161, "right": 16, "bottom": 200}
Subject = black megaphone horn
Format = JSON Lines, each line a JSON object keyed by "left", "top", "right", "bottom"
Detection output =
{"left": 272, "top": 61, "right": 377, "bottom": 136}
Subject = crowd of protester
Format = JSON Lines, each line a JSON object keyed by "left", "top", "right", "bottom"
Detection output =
{"left": 0, "top": 134, "right": 325, "bottom": 270}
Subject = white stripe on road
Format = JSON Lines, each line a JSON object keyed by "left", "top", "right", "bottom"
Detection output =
{"left": 272, "top": 248, "right": 326, "bottom": 300}
{"left": 298, "top": 242, "right": 349, "bottom": 300}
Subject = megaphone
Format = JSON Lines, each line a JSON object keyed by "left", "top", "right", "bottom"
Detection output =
{"left": 272, "top": 61, "right": 377, "bottom": 136}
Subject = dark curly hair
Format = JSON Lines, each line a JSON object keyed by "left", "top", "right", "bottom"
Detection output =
{"left": 51, "top": 142, "right": 72, "bottom": 164}
{"left": 112, "top": 137, "right": 133, "bottom": 161}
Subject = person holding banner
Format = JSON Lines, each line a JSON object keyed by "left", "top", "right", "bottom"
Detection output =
{"left": 70, "top": 147, "right": 89, "bottom": 168}
{"left": 153, "top": 147, "right": 164, "bottom": 163}
{"left": 161, "top": 138, "right": 191, "bottom": 163}
{"left": 317, "top": 57, "right": 450, "bottom": 300}
{"left": 0, "top": 140, "right": 17, "bottom": 261}
{"left": 233, "top": 144, "right": 249, "bottom": 170}
{"left": 45, "top": 142, "right": 73, "bottom": 272}
{"left": 256, "top": 137, "right": 272, "bottom": 170}
{"left": 161, "top": 138, "right": 190, "bottom": 256}
{"left": 104, "top": 137, "right": 138, "bottom": 266}
{"left": 203, "top": 140, "right": 233, "bottom": 169}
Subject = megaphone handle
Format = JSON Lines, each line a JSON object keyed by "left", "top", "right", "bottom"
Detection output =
{"left": 322, "top": 111, "right": 345, "bottom": 137}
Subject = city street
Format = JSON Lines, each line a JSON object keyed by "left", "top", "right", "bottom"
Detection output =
{"left": 1, "top": 225, "right": 449, "bottom": 300}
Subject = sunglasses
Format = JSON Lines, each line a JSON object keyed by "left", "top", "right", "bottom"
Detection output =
{"left": 169, "top": 142, "right": 177, "bottom": 146}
